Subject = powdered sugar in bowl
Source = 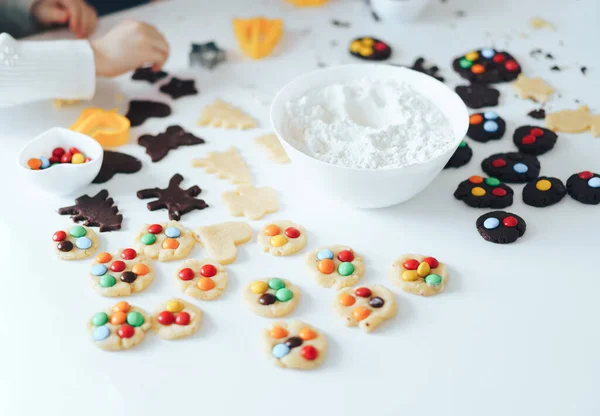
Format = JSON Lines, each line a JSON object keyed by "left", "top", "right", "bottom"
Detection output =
{"left": 270, "top": 64, "right": 468, "bottom": 208}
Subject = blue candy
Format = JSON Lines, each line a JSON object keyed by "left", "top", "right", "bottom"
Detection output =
{"left": 272, "top": 343, "right": 290, "bottom": 358}
{"left": 75, "top": 236, "right": 92, "bottom": 249}
{"left": 317, "top": 249, "right": 334, "bottom": 260}
{"left": 165, "top": 227, "right": 181, "bottom": 238}
{"left": 481, "top": 48, "right": 495, "bottom": 59}
{"left": 91, "top": 264, "right": 108, "bottom": 276}
{"left": 483, "top": 218, "right": 500, "bottom": 230}
{"left": 483, "top": 121, "right": 499, "bottom": 133}
{"left": 588, "top": 177, "right": 600, "bottom": 188}
{"left": 483, "top": 111, "right": 498, "bottom": 120}
{"left": 39, "top": 157, "right": 50, "bottom": 169}
{"left": 513, "top": 163, "right": 528, "bottom": 174}
{"left": 93, "top": 326, "right": 110, "bottom": 341}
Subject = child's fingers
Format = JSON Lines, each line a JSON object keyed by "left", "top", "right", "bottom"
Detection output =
{"left": 62, "top": 0, "right": 83, "bottom": 36}
{"left": 78, "top": 4, "right": 97, "bottom": 37}
{"left": 146, "top": 47, "right": 168, "bottom": 69}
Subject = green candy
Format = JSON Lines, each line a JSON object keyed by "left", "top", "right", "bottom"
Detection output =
{"left": 275, "top": 288, "right": 293, "bottom": 302}
{"left": 92, "top": 312, "right": 108, "bottom": 326}
{"left": 127, "top": 311, "right": 145, "bottom": 327}
{"left": 268, "top": 278, "right": 285, "bottom": 290}
{"left": 458, "top": 141, "right": 467, "bottom": 148}
{"left": 459, "top": 58, "right": 472, "bottom": 68}
{"left": 69, "top": 225, "right": 86, "bottom": 238}
{"left": 425, "top": 274, "right": 443, "bottom": 286}
{"left": 338, "top": 262, "right": 355, "bottom": 276}
{"left": 99, "top": 274, "right": 116, "bottom": 288}
{"left": 141, "top": 233, "right": 157, "bottom": 245}
{"left": 485, "top": 177, "right": 501, "bottom": 187}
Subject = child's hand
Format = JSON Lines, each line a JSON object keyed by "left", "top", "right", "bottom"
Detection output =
{"left": 31, "top": 0, "right": 97, "bottom": 38}
{"left": 91, "top": 20, "right": 170, "bottom": 78}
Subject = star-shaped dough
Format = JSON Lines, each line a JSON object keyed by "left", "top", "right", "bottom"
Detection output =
{"left": 222, "top": 185, "right": 279, "bottom": 220}
{"left": 512, "top": 74, "right": 554, "bottom": 103}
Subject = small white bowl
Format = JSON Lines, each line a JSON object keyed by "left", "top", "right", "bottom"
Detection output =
{"left": 270, "top": 64, "right": 468, "bottom": 208}
{"left": 370, "top": 0, "right": 431, "bottom": 22}
{"left": 17, "top": 127, "right": 104, "bottom": 196}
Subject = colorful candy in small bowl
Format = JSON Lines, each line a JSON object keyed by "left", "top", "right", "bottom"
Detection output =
{"left": 17, "top": 127, "right": 103, "bottom": 196}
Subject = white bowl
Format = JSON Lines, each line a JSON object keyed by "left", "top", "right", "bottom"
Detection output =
{"left": 370, "top": 0, "right": 431, "bottom": 22}
{"left": 17, "top": 127, "right": 104, "bottom": 196}
{"left": 270, "top": 64, "right": 468, "bottom": 208}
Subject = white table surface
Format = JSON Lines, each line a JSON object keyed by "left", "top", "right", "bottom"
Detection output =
{"left": 1, "top": 0, "right": 600, "bottom": 415}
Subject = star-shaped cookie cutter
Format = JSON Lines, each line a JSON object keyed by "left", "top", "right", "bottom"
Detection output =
{"left": 189, "top": 41, "right": 226, "bottom": 70}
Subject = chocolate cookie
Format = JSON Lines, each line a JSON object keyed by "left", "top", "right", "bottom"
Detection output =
{"left": 403, "top": 57, "right": 444, "bottom": 82}
{"left": 454, "top": 175, "right": 514, "bottom": 208}
{"left": 476, "top": 211, "right": 526, "bottom": 244}
{"left": 58, "top": 189, "right": 122, "bottom": 232}
{"left": 93, "top": 151, "right": 142, "bottom": 184}
{"left": 126, "top": 100, "right": 172, "bottom": 127}
{"left": 137, "top": 173, "right": 208, "bottom": 220}
{"left": 138, "top": 125, "right": 205, "bottom": 162}
{"left": 522, "top": 176, "right": 566, "bottom": 207}
{"left": 131, "top": 67, "right": 168, "bottom": 84}
{"left": 444, "top": 140, "right": 472, "bottom": 169}
{"left": 159, "top": 77, "right": 198, "bottom": 100}
{"left": 467, "top": 111, "right": 505, "bottom": 142}
{"left": 452, "top": 48, "right": 521, "bottom": 83}
{"left": 455, "top": 84, "right": 499, "bottom": 109}
{"left": 349, "top": 36, "right": 391, "bottom": 61}
{"left": 566, "top": 171, "right": 600, "bottom": 205}
{"left": 512, "top": 126, "right": 557, "bottom": 156}
{"left": 481, "top": 152, "right": 540, "bottom": 183}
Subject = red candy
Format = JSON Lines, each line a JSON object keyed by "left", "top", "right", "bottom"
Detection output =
{"left": 178, "top": 268, "right": 195, "bottom": 281}
{"left": 200, "top": 264, "right": 217, "bottom": 278}
{"left": 110, "top": 261, "right": 126, "bottom": 272}
{"left": 49, "top": 156, "right": 60, "bottom": 164}
{"left": 157, "top": 311, "right": 174, "bottom": 326}
{"left": 300, "top": 345, "right": 318, "bottom": 361}
{"left": 69, "top": 147, "right": 81, "bottom": 155}
{"left": 530, "top": 128, "right": 544, "bottom": 137}
{"left": 491, "top": 158, "right": 507, "bottom": 168}
{"left": 285, "top": 227, "right": 300, "bottom": 238}
{"left": 579, "top": 171, "right": 593, "bottom": 180}
{"left": 492, "top": 54, "right": 506, "bottom": 63}
{"left": 374, "top": 42, "right": 387, "bottom": 51}
{"left": 337, "top": 250, "right": 354, "bottom": 262}
{"left": 403, "top": 259, "right": 420, "bottom": 270}
{"left": 148, "top": 224, "right": 163, "bottom": 234}
{"left": 52, "top": 230, "right": 66, "bottom": 242}
{"left": 355, "top": 287, "right": 372, "bottom": 298}
{"left": 505, "top": 60, "right": 519, "bottom": 71}
{"left": 503, "top": 216, "right": 518, "bottom": 227}
{"left": 121, "top": 248, "right": 137, "bottom": 260}
{"left": 175, "top": 312, "right": 191, "bottom": 326}
{"left": 84, "top": 157, "right": 92, "bottom": 162}
{"left": 117, "top": 324, "right": 135, "bottom": 338}
{"left": 521, "top": 135, "right": 537, "bottom": 145}
{"left": 60, "top": 152, "right": 72, "bottom": 163}
{"left": 52, "top": 147, "right": 65, "bottom": 158}
{"left": 422, "top": 257, "right": 439, "bottom": 269}
{"left": 492, "top": 188, "right": 507, "bottom": 197}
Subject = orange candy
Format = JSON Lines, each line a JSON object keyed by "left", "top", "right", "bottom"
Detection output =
{"left": 27, "top": 158, "right": 42, "bottom": 170}
{"left": 338, "top": 293, "right": 356, "bottom": 307}
{"left": 197, "top": 278, "right": 216, "bottom": 291}
{"left": 270, "top": 325, "right": 288, "bottom": 339}
{"left": 113, "top": 301, "right": 130, "bottom": 313}
{"left": 96, "top": 252, "right": 112, "bottom": 263}
{"left": 299, "top": 327, "right": 317, "bottom": 341}
{"left": 264, "top": 224, "right": 280, "bottom": 236}
{"left": 110, "top": 311, "right": 127, "bottom": 325}
{"left": 162, "top": 238, "right": 180, "bottom": 249}
{"left": 471, "top": 64, "right": 485, "bottom": 74}
{"left": 469, "top": 114, "right": 483, "bottom": 124}
{"left": 318, "top": 259, "right": 335, "bottom": 274}
{"left": 469, "top": 175, "right": 484, "bottom": 184}
{"left": 352, "top": 307, "right": 371, "bottom": 321}
{"left": 132, "top": 263, "right": 149, "bottom": 276}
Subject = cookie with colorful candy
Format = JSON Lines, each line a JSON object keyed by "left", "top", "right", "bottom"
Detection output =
{"left": 522, "top": 176, "right": 566, "bottom": 207}
{"left": 334, "top": 285, "right": 397, "bottom": 333}
{"left": 349, "top": 36, "right": 391, "bottom": 61}
{"left": 476, "top": 211, "right": 526, "bottom": 244}
{"left": 52, "top": 225, "right": 99, "bottom": 261}
{"left": 389, "top": 254, "right": 448, "bottom": 297}
{"left": 176, "top": 259, "right": 228, "bottom": 301}
{"left": 454, "top": 175, "right": 514, "bottom": 208}
{"left": 444, "top": 140, "right": 472, "bottom": 169}
{"left": 88, "top": 301, "right": 151, "bottom": 351}
{"left": 263, "top": 321, "right": 327, "bottom": 370}
{"left": 152, "top": 298, "right": 203, "bottom": 340}
{"left": 513, "top": 126, "right": 558, "bottom": 156}
{"left": 135, "top": 220, "right": 195, "bottom": 262}
{"left": 244, "top": 278, "right": 300, "bottom": 318}
{"left": 467, "top": 111, "right": 506, "bottom": 142}
{"left": 89, "top": 249, "right": 154, "bottom": 297}
{"left": 566, "top": 171, "right": 600, "bottom": 205}
{"left": 481, "top": 152, "right": 540, "bottom": 183}
{"left": 452, "top": 48, "right": 521, "bottom": 83}
{"left": 305, "top": 245, "right": 365, "bottom": 289}
{"left": 258, "top": 220, "right": 307, "bottom": 256}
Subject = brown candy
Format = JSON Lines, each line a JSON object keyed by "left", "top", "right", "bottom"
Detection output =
{"left": 57, "top": 241, "right": 73, "bottom": 252}
{"left": 120, "top": 271, "right": 137, "bottom": 283}
{"left": 284, "top": 336, "right": 303, "bottom": 349}
{"left": 369, "top": 297, "right": 385, "bottom": 308}
{"left": 258, "top": 293, "right": 277, "bottom": 305}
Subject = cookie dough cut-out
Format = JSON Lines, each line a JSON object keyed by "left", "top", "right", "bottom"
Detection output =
{"left": 389, "top": 255, "right": 448, "bottom": 297}
{"left": 192, "top": 147, "right": 251, "bottom": 184}
{"left": 135, "top": 221, "right": 195, "bottom": 262}
{"left": 176, "top": 258, "right": 228, "bottom": 301}
{"left": 88, "top": 301, "right": 151, "bottom": 351}
{"left": 152, "top": 298, "right": 203, "bottom": 340}
{"left": 255, "top": 134, "right": 290, "bottom": 164}
{"left": 305, "top": 245, "right": 364, "bottom": 289}
{"left": 334, "top": 285, "right": 397, "bottom": 333}
{"left": 233, "top": 17, "right": 283, "bottom": 60}
{"left": 193, "top": 222, "right": 252, "bottom": 265}
{"left": 512, "top": 74, "right": 554, "bottom": 103}
{"left": 53, "top": 225, "right": 99, "bottom": 260}
{"left": 89, "top": 248, "right": 154, "bottom": 297}
{"left": 244, "top": 278, "right": 300, "bottom": 318}
{"left": 545, "top": 106, "right": 600, "bottom": 136}
{"left": 258, "top": 221, "right": 307, "bottom": 256}
{"left": 197, "top": 99, "right": 257, "bottom": 129}
{"left": 263, "top": 320, "right": 327, "bottom": 370}
{"left": 58, "top": 189, "right": 123, "bottom": 232}
{"left": 222, "top": 185, "right": 279, "bottom": 220}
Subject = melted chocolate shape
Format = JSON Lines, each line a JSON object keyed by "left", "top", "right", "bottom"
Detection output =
{"left": 138, "top": 125, "right": 205, "bottom": 162}
{"left": 58, "top": 190, "right": 123, "bottom": 232}
{"left": 258, "top": 293, "right": 277, "bottom": 305}
{"left": 454, "top": 177, "right": 514, "bottom": 208}
{"left": 93, "top": 151, "right": 142, "bottom": 184}
{"left": 527, "top": 108, "right": 546, "bottom": 119}
{"left": 120, "top": 271, "right": 137, "bottom": 283}
{"left": 57, "top": 241, "right": 73, "bottom": 252}
{"left": 476, "top": 211, "right": 526, "bottom": 244}
{"left": 137, "top": 174, "right": 208, "bottom": 221}
{"left": 522, "top": 176, "right": 566, "bottom": 207}
{"left": 131, "top": 67, "right": 168, "bottom": 84}
{"left": 455, "top": 84, "right": 499, "bottom": 108}
{"left": 405, "top": 57, "right": 444, "bottom": 82}
{"left": 159, "top": 77, "right": 198, "bottom": 100}
{"left": 126, "top": 100, "right": 171, "bottom": 127}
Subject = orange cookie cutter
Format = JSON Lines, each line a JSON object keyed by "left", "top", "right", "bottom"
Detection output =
{"left": 233, "top": 17, "right": 283, "bottom": 60}
{"left": 70, "top": 108, "right": 130, "bottom": 148}
{"left": 288, "top": 0, "right": 328, "bottom": 6}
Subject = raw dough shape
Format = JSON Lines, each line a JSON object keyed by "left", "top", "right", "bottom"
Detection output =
{"left": 529, "top": 17, "right": 555, "bottom": 30}
{"left": 88, "top": 302, "right": 152, "bottom": 351}
{"left": 175, "top": 258, "right": 228, "bottom": 300}
{"left": 258, "top": 220, "right": 307, "bottom": 256}
{"left": 512, "top": 74, "right": 554, "bottom": 103}
{"left": 193, "top": 222, "right": 252, "bottom": 265}
{"left": 263, "top": 320, "right": 327, "bottom": 370}
{"left": 389, "top": 254, "right": 449, "bottom": 297}
{"left": 244, "top": 278, "right": 301, "bottom": 317}
{"left": 546, "top": 106, "right": 600, "bottom": 137}
{"left": 152, "top": 298, "right": 203, "bottom": 340}
{"left": 89, "top": 248, "right": 154, "bottom": 297}
{"left": 222, "top": 185, "right": 279, "bottom": 220}
{"left": 197, "top": 99, "right": 257, "bottom": 129}
{"left": 53, "top": 225, "right": 99, "bottom": 261}
{"left": 305, "top": 245, "right": 364, "bottom": 289}
{"left": 192, "top": 147, "right": 252, "bottom": 184}
{"left": 333, "top": 285, "right": 397, "bottom": 333}
{"left": 58, "top": 189, "right": 123, "bottom": 232}
{"left": 254, "top": 134, "right": 290, "bottom": 164}
{"left": 135, "top": 220, "right": 195, "bottom": 262}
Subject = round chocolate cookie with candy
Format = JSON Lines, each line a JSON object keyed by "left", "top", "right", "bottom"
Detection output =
{"left": 444, "top": 140, "right": 473, "bottom": 169}
{"left": 513, "top": 126, "right": 558, "bottom": 156}
{"left": 522, "top": 176, "right": 566, "bottom": 207}
{"left": 481, "top": 152, "right": 540, "bottom": 183}
{"left": 566, "top": 171, "right": 600, "bottom": 205}
{"left": 454, "top": 175, "right": 514, "bottom": 208}
{"left": 467, "top": 112, "right": 506, "bottom": 142}
{"left": 452, "top": 48, "right": 521, "bottom": 83}
{"left": 349, "top": 36, "right": 391, "bottom": 61}
{"left": 476, "top": 211, "right": 526, "bottom": 244}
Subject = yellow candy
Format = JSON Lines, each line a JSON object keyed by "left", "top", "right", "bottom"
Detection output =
{"left": 536, "top": 179, "right": 552, "bottom": 191}
{"left": 166, "top": 299, "right": 184, "bottom": 313}
{"left": 350, "top": 41, "right": 361, "bottom": 53}
{"left": 270, "top": 235, "right": 288, "bottom": 247}
{"left": 465, "top": 51, "right": 479, "bottom": 61}
{"left": 71, "top": 153, "right": 85, "bottom": 164}
{"left": 250, "top": 281, "right": 268, "bottom": 294}
{"left": 359, "top": 47, "right": 372, "bottom": 57}
{"left": 417, "top": 262, "right": 431, "bottom": 278}
{"left": 471, "top": 186, "right": 486, "bottom": 197}
{"left": 401, "top": 270, "right": 419, "bottom": 282}
{"left": 362, "top": 38, "right": 374, "bottom": 46}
